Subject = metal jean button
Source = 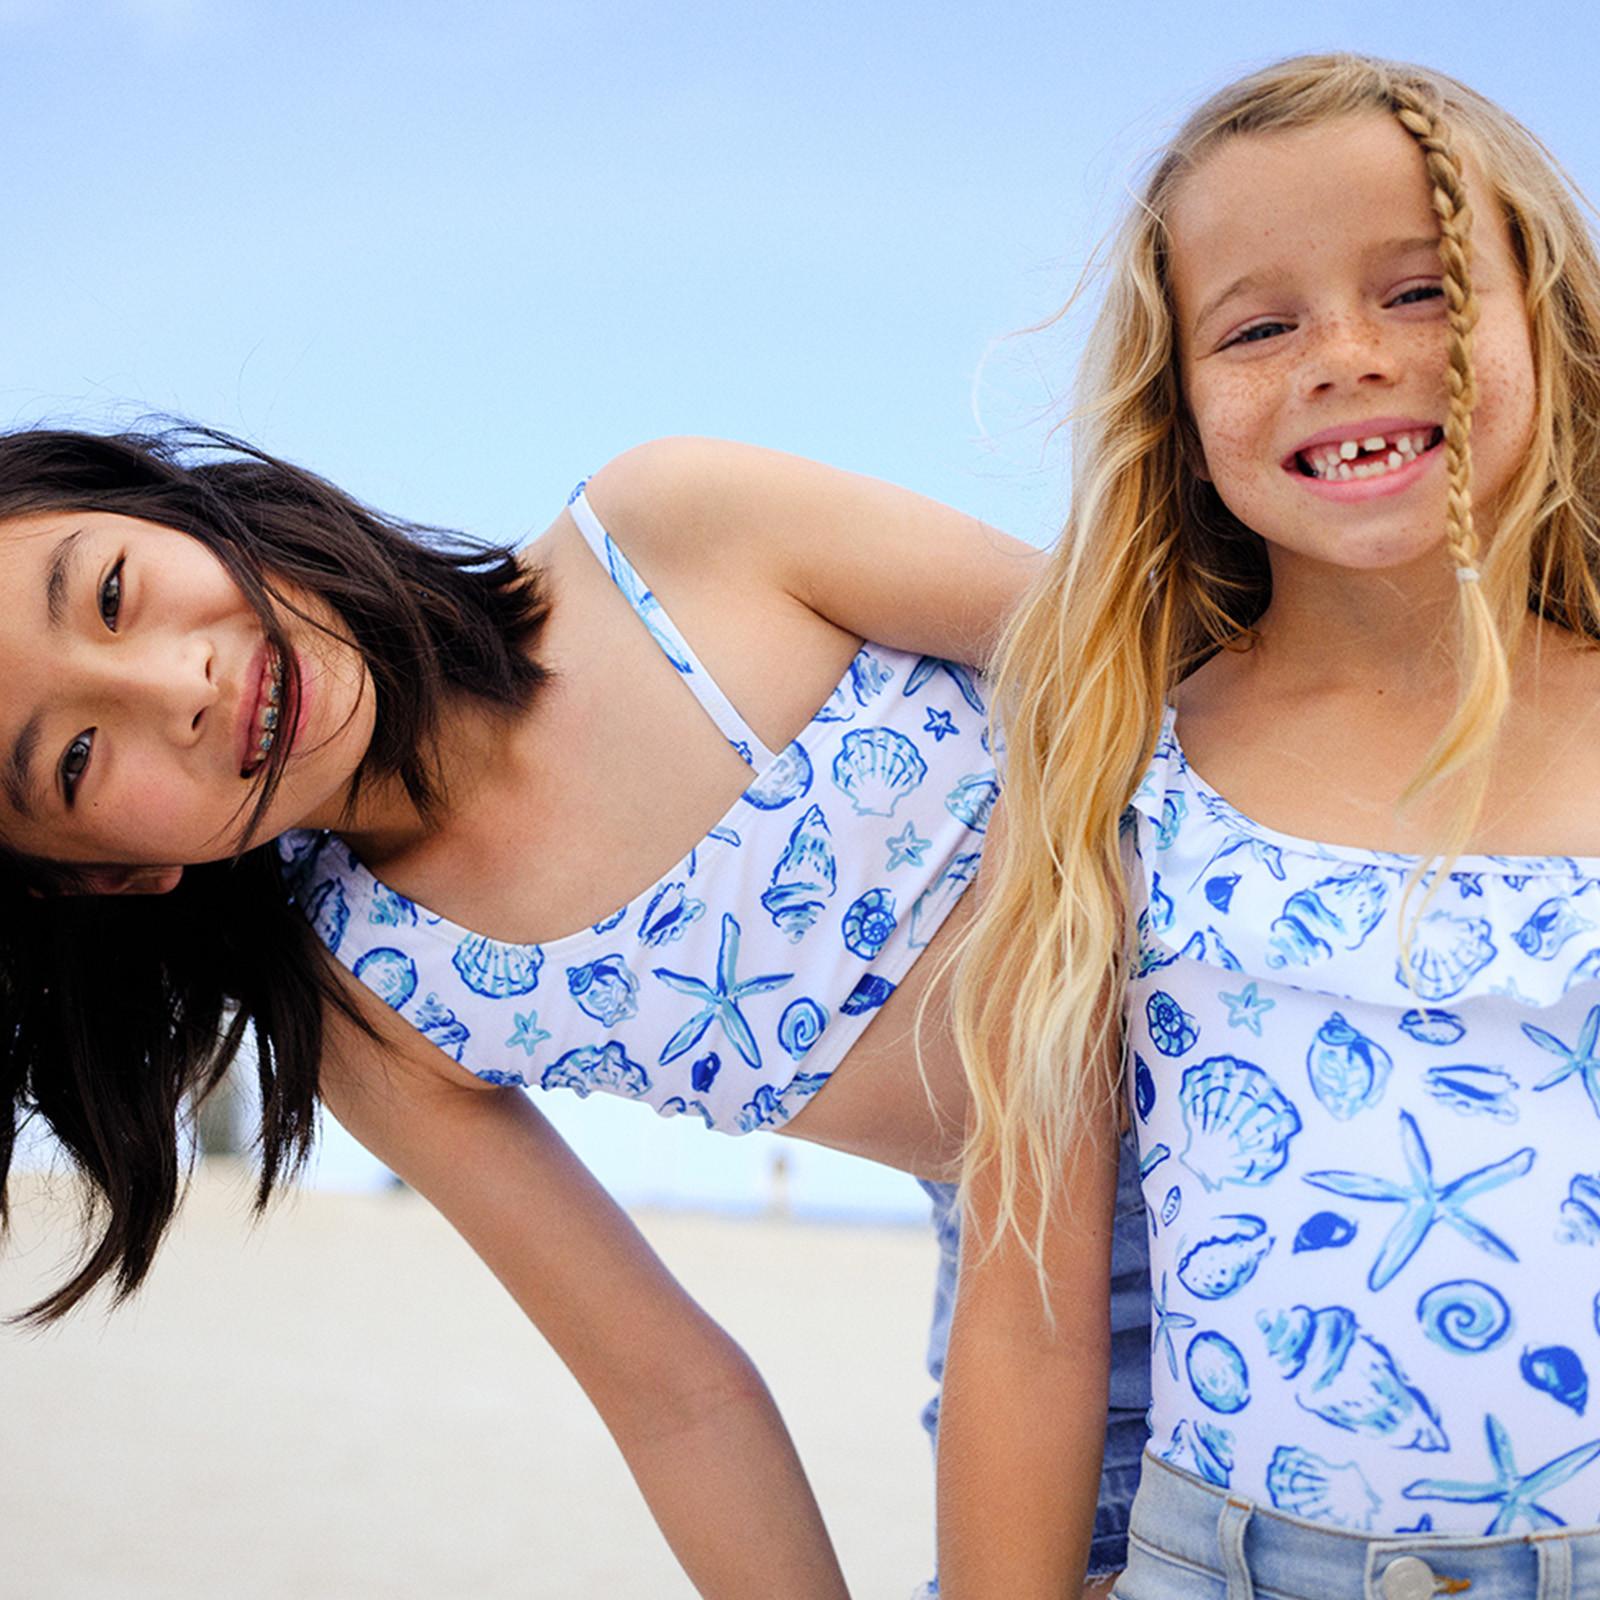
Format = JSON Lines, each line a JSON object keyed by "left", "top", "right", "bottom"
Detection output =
{"left": 1379, "top": 1554, "right": 1437, "bottom": 1600}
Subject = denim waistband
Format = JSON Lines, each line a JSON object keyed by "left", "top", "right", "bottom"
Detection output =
{"left": 1122, "top": 1452, "right": 1600, "bottom": 1600}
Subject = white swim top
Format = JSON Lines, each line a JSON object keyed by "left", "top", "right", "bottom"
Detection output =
{"left": 1126, "top": 706, "right": 1600, "bottom": 1537}
{"left": 279, "top": 486, "right": 994, "bottom": 1136}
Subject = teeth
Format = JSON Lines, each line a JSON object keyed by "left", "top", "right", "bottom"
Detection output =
{"left": 1361, "top": 436, "right": 1386, "bottom": 453}
{"left": 1339, "top": 439, "right": 1359, "bottom": 460}
{"left": 1300, "top": 427, "right": 1438, "bottom": 481}
{"left": 262, "top": 706, "right": 279, "bottom": 730}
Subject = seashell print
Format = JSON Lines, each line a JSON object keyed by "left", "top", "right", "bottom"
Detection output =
{"left": 1397, "top": 912, "right": 1498, "bottom": 1001}
{"left": 849, "top": 647, "right": 895, "bottom": 705}
{"left": 1424, "top": 1064, "right": 1520, "bottom": 1122}
{"left": 1265, "top": 1446, "right": 1380, "bottom": 1530}
{"left": 830, "top": 728, "right": 928, "bottom": 818}
{"left": 945, "top": 774, "right": 999, "bottom": 834}
{"left": 452, "top": 933, "right": 543, "bottom": 998}
{"left": 1177, "top": 1214, "right": 1274, "bottom": 1300}
{"left": 1148, "top": 870, "right": 1175, "bottom": 934}
{"left": 842, "top": 887, "right": 899, "bottom": 959}
{"left": 1306, "top": 1011, "right": 1393, "bottom": 1120}
{"left": 908, "top": 851, "right": 981, "bottom": 950}
{"left": 1567, "top": 948, "right": 1600, "bottom": 995}
{"left": 1560, "top": 1173, "right": 1600, "bottom": 1244}
{"left": 660, "top": 1097, "right": 716, "bottom": 1129}
{"left": 540, "top": 1041, "right": 651, "bottom": 1101}
{"left": 1177, "top": 1055, "right": 1302, "bottom": 1192}
{"left": 306, "top": 879, "right": 349, "bottom": 954}
{"left": 1513, "top": 896, "right": 1595, "bottom": 961}
{"left": 760, "top": 805, "right": 837, "bottom": 942}
{"left": 736, "top": 1070, "right": 830, "bottom": 1134}
{"left": 1154, "top": 794, "right": 1188, "bottom": 852}
{"left": 1267, "top": 866, "right": 1391, "bottom": 970}
{"left": 566, "top": 955, "right": 640, "bottom": 1027}
{"left": 841, "top": 974, "right": 895, "bottom": 1015}
{"left": 1186, "top": 1331, "right": 1251, "bottom": 1414}
{"left": 1134, "top": 1055, "right": 1156, "bottom": 1122}
{"left": 903, "top": 655, "right": 985, "bottom": 713}
{"left": 1417, "top": 1279, "right": 1512, "bottom": 1354}
{"left": 743, "top": 740, "right": 814, "bottom": 811}
{"left": 473, "top": 1069, "right": 529, "bottom": 1088}
{"left": 1256, "top": 1303, "right": 1448, "bottom": 1450}
{"left": 1159, "top": 1419, "right": 1234, "bottom": 1488}
{"left": 1139, "top": 1143, "right": 1171, "bottom": 1181}
{"left": 1399, "top": 1008, "right": 1466, "bottom": 1047}
{"left": 1161, "top": 1186, "right": 1182, "bottom": 1227}
{"left": 1293, "top": 1212, "right": 1357, "bottom": 1254}
{"left": 352, "top": 946, "right": 418, "bottom": 1011}
{"left": 414, "top": 993, "right": 470, "bottom": 1061}
{"left": 1178, "top": 927, "right": 1244, "bottom": 972}
{"left": 778, "top": 999, "right": 829, "bottom": 1061}
{"left": 277, "top": 829, "right": 324, "bottom": 872}
{"left": 813, "top": 683, "right": 855, "bottom": 724}
{"left": 591, "top": 906, "right": 627, "bottom": 935}
{"left": 1147, "top": 991, "right": 1199, "bottom": 1058}
{"left": 638, "top": 881, "right": 707, "bottom": 947}
{"left": 690, "top": 1052, "right": 721, "bottom": 1093}
{"left": 1205, "top": 874, "right": 1240, "bottom": 913}
{"left": 1521, "top": 1345, "right": 1588, "bottom": 1414}
{"left": 368, "top": 883, "right": 418, "bottom": 927}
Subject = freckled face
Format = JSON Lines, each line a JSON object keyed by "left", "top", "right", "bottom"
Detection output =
{"left": 0, "top": 510, "right": 376, "bottom": 867}
{"left": 1168, "top": 112, "right": 1536, "bottom": 576}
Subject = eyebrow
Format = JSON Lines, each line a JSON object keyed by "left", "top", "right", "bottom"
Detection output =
{"left": 4, "top": 530, "right": 85, "bottom": 819}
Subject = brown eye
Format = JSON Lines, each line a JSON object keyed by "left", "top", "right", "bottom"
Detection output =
{"left": 60, "top": 730, "right": 94, "bottom": 805}
{"left": 99, "top": 558, "right": 124, "bottom": 631}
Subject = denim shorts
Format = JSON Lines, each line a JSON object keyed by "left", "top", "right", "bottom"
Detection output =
{"left": 917, "top": 1128, "right": 1152, "bottom": 1588}
{"left": 1118, "top": 1451, "right": 1600, "bottom": 1600}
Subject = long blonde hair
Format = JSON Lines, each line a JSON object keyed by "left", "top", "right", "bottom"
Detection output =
{"left": 955, "top": 53, "right": 1600, "bottom": 1260}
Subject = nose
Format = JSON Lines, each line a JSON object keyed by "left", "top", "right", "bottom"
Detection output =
{"left": 98, "top": 633, "right": 218, "bottom": 745}
{"left": 1301, "top": 310, "right": 1398, "bottom": 397}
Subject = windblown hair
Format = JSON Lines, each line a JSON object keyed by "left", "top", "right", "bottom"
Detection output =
{"left": 955, "top": 54, "right": 1600, "bottom": 1260}
{"left": 0, "top": 426, "right": 550, "bottom": 1322}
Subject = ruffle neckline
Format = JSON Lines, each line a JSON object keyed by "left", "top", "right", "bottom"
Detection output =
{"left": 1127, "top": 706, "right": 1600, "bottom": 1012}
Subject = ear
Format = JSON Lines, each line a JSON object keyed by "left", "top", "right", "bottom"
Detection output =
{"left": 1178, "top": 416, "right": 1212, "bottom": 484}
{"left": 78, "top": 864, "right": 186, "bottom": 896}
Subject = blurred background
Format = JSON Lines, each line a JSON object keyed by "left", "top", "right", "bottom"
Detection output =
{"left": 3, "top": 4, "right": 1598, "bottom": 1594}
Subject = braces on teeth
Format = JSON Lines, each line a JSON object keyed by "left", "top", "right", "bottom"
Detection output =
{"left": 254, "top": 652, "right": 285, "bottom": 762}
{"left": 1299, "top": 428, "right": 1438, "bottom": 481}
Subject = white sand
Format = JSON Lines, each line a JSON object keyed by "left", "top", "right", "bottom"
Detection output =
{"left": 0, "top": 1168, "right": 939, "bottom": 1599}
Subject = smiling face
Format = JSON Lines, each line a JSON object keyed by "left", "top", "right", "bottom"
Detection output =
{"left": 0, "top": 509, "right": 375, "bottom": 871}
{"left": 1169, "top": 111, "right": 1536, "bottom": 580}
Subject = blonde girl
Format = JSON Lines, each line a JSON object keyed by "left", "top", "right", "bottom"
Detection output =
{"left": 939, "top": 53, "right": 1600, "bottom": 1600}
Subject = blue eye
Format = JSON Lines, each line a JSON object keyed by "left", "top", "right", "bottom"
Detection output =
{"left": 60, "top": 729, "right": 94, "bottom": 805}
{"left": 99, "top": 558, "right": 124, "bottom": 631}
{"left": 1224, "top": 320, "right": 1292, "bottom": 348}
{"left": 1391, "top": 284, "right": 1444, "bottom": 306}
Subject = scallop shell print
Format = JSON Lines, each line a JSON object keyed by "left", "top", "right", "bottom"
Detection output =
{"left": 1265, "top": 1447, "right": 1380, "bottom": 1530}
{"left": 778, "top": 998, "right": 829, "bottom": 1061}
{"left": 1256, "top": 1303, "right": 1448, "bottom": 1450}
{"left": 352, "top": 947, "right": 418, "bottom": 1010}
{"left": 760, "top": 804, "right": 837, "bottom": 942}
{"left": 1177, "top": 1056, "right": 1302, "bottom": 1192}
{"left": 1560, "top": 1172, "right": 1600, "bottom": 1244}
{"left": 945, "top": 774, "right": 999, "bottom": 834}
{"left": 830, "top": 729, "right": 927, "bottom": 818}
{"left": 1306, "top": 1011, "right": 1393, "bottom": 1120}
{"left": 540, "top": 1042, "right": 651, "bottom": 1101}
{"left": 744, "top": 741, "right": 814, "bottom": 810}
{"left": 842, "top": 888, "right": 898, "bottom": 959}
{"left": 368, "top": 883, "right": 418, "bottom": 927}
{"left": 1397, "top": 912, "right": 1498, "bottom": 1001}
{"left": 566, "top": 955, "right": 640, "bottom": 1027}
{"left": 1159, "top": 1419, "right": 1235, "bottom": 1488}
{"left": 305, "top": 879, "right": 349, "bottom": 955}
{"left": 1267, "top": 866, "right": 1391, "bottom": 970}
{"left": 1177, "top": 1215, "right": 1274, "bottom": 1300}
{"left": 452, "top": 933, "right": 544, "bottom": 998}
{"left": 1514, "top": 895, "right": 1596, "bottom": 961}
{"left": 907, "top": 852, "right": 981, "bottom": 950}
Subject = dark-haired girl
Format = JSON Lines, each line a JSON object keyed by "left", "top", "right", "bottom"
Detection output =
{"left": 0, "top": 428, "right": 1148, "bottom": 1597}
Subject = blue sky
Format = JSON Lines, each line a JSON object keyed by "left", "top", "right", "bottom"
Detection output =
{"left": 5, "top": 0, "right": 1597, "bottom": 551}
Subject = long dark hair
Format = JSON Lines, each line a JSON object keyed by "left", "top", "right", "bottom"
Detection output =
{"left": 0, "top": 425, "right": 550, "bottom": 1323}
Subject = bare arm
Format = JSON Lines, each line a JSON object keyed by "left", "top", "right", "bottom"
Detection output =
{"left": 318, "top": 982, "right": 849, "bottom": 1600}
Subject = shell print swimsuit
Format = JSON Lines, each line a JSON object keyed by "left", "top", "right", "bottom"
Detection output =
{"left": 1127, "top": 706, "right": 1600, "bottom": 1534}
{"left": 279, "top": 485, "right": 997, "bottom": 1135}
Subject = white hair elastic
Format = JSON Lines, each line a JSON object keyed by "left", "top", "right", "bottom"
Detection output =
{"left": 1455, "top": 566, "right": 1481, "bottom": 582}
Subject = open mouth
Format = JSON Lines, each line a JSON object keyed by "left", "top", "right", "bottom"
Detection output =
{"left": 240, "top": 647, "right": 286, "bottom": 778}
{"left": 1290, "top": 426, "right": 1444, "bottom": 482}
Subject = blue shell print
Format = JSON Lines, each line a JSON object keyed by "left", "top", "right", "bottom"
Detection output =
{"left": 415, "top": 993, "right": 471, "bottom": 1061}
{"left": 1267, "top": 866, "right": 1390, "bottom": 970}
{"left": 1177, "top": 1215, "right": 1273, "bottom": 1300}
{"left": 452, "top": 934, "right": 544, "bottom": 998}
{"left": 842, "top": 888, "right": 898, "bottom": 959}
{"left": 566, "top": 955, "right": 640, "bottom": 1027}
{"left": 1159, "top": 1419, "right": 1235, "bottom": 1488}
{"left": 831, "top": 728, "right": 927, "bottom": 817}
{"left": 743, "top": 741, "right": 814, "bottom": 810}
{"left": 638, "top": 881, "right": 706, "bottom": 947}
{"left": 1417, "top": 1280, "right": 1512, "bottom": 1354}
{"left": 1293, "top": 1212, "right": 1357, "bottom": 1253}
{"left": 778, "top": 999, "right": 829, "bottom": 1060}
{"left": 1514, "top": 896, "right": 1595, "bottom": 961}
{"left": 1398, "top": 913, "right": 1498, "bottom": 1001}
{"left": 1266, "top": 1447, "right": 1381, "bottom": 1530}
{"left": 1521, "top": 1345, "right": 1589, "bottom": 1414}
{"left": 1177, "top": 1055, "right": 1301, "bottom": 1192}
{"left": 541, "top": 1042, "right": 651, "bottom": 1101}
{"left": 1256, "top": 1302, "right": 1447, "bottom": 1450}
{"left": 737, "top": 1070, "right": 830, "bottom": 1133}
{"left": 368, "top": 883, "right": 418, "bottom": 927}
{"left": 903, "top": 655, "right": 984, "bottom": 713}
{"left": 1399, "top": 1007, "right": 1466, "bottom": 1047}
{"left": 352, "top": 947, "right": 418, "bottom": 1010}
{"left": 1424, "top": 1064, "right": 1520, "bottom": 1122}
{"left": 1134, "top": 1056, "right": 1157, "bottom": 1121}
{"left": 1147, "top": 991, "right": 1199, "bottom": 1058}
{"left": 945, "top": 774, "right": 999, "bottom": 833}
{"left": 841, "top": 974, "right": 895, "bottom": 1015}
{"left": 760, "top": 804, "right": 836, "bottom": 943}
{"left": 1559, "top": 1173, "right": 1600, "bottom": 1244}
{"left": 1187, "top": 1331, "right": 1251, "bottom": 1414}
{"left": 1306, "top": 1011, "right": 1393, "bottom": 1121}
{"left": 908, "top": 852, "right": 981, "bottom": 950}
{"left": 306, "top": 879, "right": 349, "bottom": 955}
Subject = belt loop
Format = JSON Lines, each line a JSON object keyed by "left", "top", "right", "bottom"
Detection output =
{"left": 1216, "top": 1495, "right": 1255, "bottom": 1600}
{"left": 1537, "top": 1534, "right": 1573, "bottom": 1600}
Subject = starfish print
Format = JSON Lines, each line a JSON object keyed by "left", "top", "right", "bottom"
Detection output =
{"left": 923, "top": 708, "right": 959, "bottom": 742}
{"left": 1304, "top": 1110, "right": 1535, "bottom": 1292}
{"left": 654, "top": 913, "right": 792, "bottom": 1070}
{"left": 505, "top": 1010, "right": 551, "bottom": 1057}
{"left": 1150, "top": 1270, "right": 1196, "bottom": 1381}
{"left": 1453, "top": 871, "right": 1485, "bottom": 899}
{"left": 1218, "top": 980, "right": 1274, "bottom": 1036}
{"left": 1525, "top": 1004, "right": 1600, "bottom": 1119}
{"left": 904, "top": 655, "right": 985, "bottom": 714}
{"left": 1404, "top": 1414, "right": 1600, "bottom": 1534}
{"left": 885, "top": 823, "right": 932, "bottom": 871}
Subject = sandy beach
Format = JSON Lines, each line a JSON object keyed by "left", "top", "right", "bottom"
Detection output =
{"left": 0, "top": 1167, "right": 939, "bottom": 1599}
